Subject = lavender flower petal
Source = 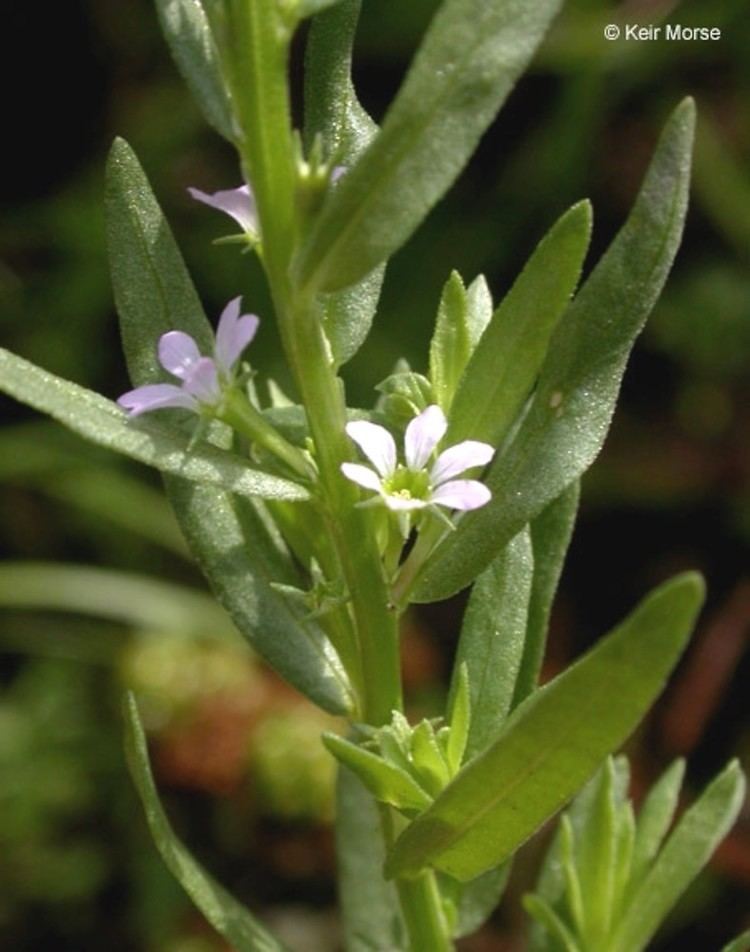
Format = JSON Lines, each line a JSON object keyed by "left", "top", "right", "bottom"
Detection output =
{"left": 117, "top": 383, "right": 197, "bottom": 417}
{"left": 341, "top": 463, "right": 382, "bottom": 492}
{"left": 183, "top": 357, "right": 221, "bottom": 406}
{"left": 430, "top": 440, "right": 494, "bottom": 486}
{"left": 430, "top": 479, "right": 491, "bottom": 511}
{"left": 215, "top": 296, "right": 259, "bottom": 371}
{"left": 158, "top": 331, "right": 202, "bottom": 379}
{"left": 404, "top": 405, "right": 447, "bottom": 471}
{"left": 345, "top": 421, "right": 397, "bottom": 477}
{"left": 188, "top": 184, "right": 259, "bottom": 234}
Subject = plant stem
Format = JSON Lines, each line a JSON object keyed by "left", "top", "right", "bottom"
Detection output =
{"left": 277, "top": 290, "right": 401, "bottom": 724}
{"left": 381, "top": 806, "right": 454, "bottom": 951}
{"left": 226, "top": 8, "right": 450, "bottom": 946}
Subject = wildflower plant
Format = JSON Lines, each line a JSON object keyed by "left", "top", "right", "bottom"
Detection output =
{"left": 0, "top": 0, "right": 746, "bottom": 949}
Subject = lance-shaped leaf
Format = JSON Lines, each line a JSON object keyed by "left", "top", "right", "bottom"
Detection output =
{"left": 0, "top": 349, "right": 305, "bottom": 501}
{"left": 610, "top": 760, "right": 746, "bottom": 952}
{"left": 335, "top": 767, "right": 406, "bottom": 951}
{"left": 629, "top": 758, "right": 685, "bottom": 887}
{"left": 447, "top": 201, "right": 592, "bottom": 447}
{"left": 512, "top": 481, "right": 580, "bottom": 708}
{"left": 385, "top": 573, "right": 704, "bottom": 882}
{"left": 304, "top": 0, "right": 383, "bottom": 365}
{"left": 106, "top": 138, "right": 349, "bottom": 713}
{"left": 295, "top": 0, "right": 565, "bottom": 292}
{"left": 123, "top": 694, "right": 287, "bottom": 952}
{"left": 155, "top": 0, "right": 235, "bottom": 141}
{"left": 416, "top": 98, "right": 695, "bottom": 602}
{"left": 428, "top": 272, "right": 493, "bottom": 413}
{"left": 448, "top": 528, "right": 533, "bottom": 759}
{"left": 170, "top": 481, "right": 353, "bottom": 715}
{"left": 106, "top": 137, "right": 214, "bottom": 381}
{"left": 323, "top": 732, "right": 432, "bottom": 812}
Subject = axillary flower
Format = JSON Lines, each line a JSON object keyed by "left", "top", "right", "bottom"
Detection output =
{"left": 188, "top": 184, "right": 259, "bottom": 241}
{"left": 341, "top": 405, "right": 494, "bottom": 513}
{"left": 117, "top": 297, "right": 258, "bottom": 417}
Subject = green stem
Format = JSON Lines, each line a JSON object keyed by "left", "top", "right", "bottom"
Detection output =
{"left": 381, "top": 806, "right": 454, "bottom": 952}
{"left": 219, "top": 390, "right": 314, "bottom": 480}
{"left": 278, "top": 291, "right": 401, "bottom": 724}
{"left": 223, "top": 8, "right": 449, "bottom": 945}
{"left": 392, "top": 520, "right": 447, "bottom": 609}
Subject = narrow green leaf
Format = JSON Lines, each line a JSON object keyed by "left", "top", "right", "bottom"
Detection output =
{"left": 386, "top": 573, "right": 704, "bottom": 882}
{"left": 304, "top": 0, "right": 383, "bottom": 366}
{"left": 336, "top": 767, "right": 406, "bottom": 951}
{"left": 123, "top": 694, "right": 287, "bottom": 952}
{"left": 155, "top": 0, "right": 235, "bottom": 140}
{"left": 573, "top": 761, "right": 617, "bottom": 946}
{"left": 464, "top": 274, "right": 493, "bottom": 349}
{"left": 106, "top": 137, "right": 214, "bottom": 384}
{"left": 0, "top": 349, "right": 305, "bottom": 502}
{"left": 523, "top": 895, "right": 581, "bottom": 952}
{"left": 611, "top": 801, "right": 636, "bottom": 923}
{"left": 610, "top": 760, "right": 746, "bottom": 952}
{"left": 0, "top": 562, "right": 233, "bottom": 638}
{"left": 416, "top": 98, "right": 696, "bottom": 602}
{"left": 528, "top": 757, "right": 630, "bottom": 952}
{"left": 629, "top": 758, "right": 685, "bottom": 886}
{"left": 323, "top": 733, "right": 432, "bottom": 812}
{"left": 169, "top": 481, "right": 353, "bottom": 715}
{"left": 448, "top": 201, "right": 592, "bottom": 447}
{"left": 295, "top": 0, "right": 565, "bottom": 291}
{"left": 411, "top": 721, "right": 451, "bottom": 796}
{"left": 721, "top": 931, "right": 750, "bottom": 952}
{"left": 512, "top": 481, "right": 580, "bottom": 707}
{"left": 446, "top": 663, "right": 470, "bottom": 774}
{"left": 448, "top": 529, "right": 533, "bottom": 759}
{"left": 429, "top": 272, "right": 472, "bottom": 411}
{"left": 106, "top": 137, "right": 349, "bottom": 711}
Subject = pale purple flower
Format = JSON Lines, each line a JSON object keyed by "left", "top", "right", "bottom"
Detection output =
{"left": 341, "top": 405, "right": 494, "bottom": 513}
{"left": 118, "top": 297, "right": 259, "bottom": 417}
{"left": 188, "top": 184, "right": 259, "bottom": 237}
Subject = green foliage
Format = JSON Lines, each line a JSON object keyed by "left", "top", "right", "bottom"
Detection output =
{"left": 169, "top": 482, "right": 354, "bottom": 714}
{"left": 303, "top": 0, "right": 384, "bottom": 366}
{"left": 123, "top": 694, "right": 287, "bottom": 952}
{"left": 295, "top": 0, "right": 565, "bottom": 292}
{"left": 154, "top": 0, "right": 235, "bottom": 140}
{"left": 526, "top": 757, "right": 747, "bottom": 952}
{"left": 428, "top": 271, "right": 493, "bottom": 412}
{"left": 448, "top": 529, "right": 533, "bottom": 759}
{"left": 0, "top": 562, "right": 233, "bottom": 637}
{"left": 416, "top": 98, "right": 696, "bottom": 602}
{"left": 512, "top": 481, "right": 580, "bottom": 706}
{"left": 0, "top": 349, "right": 303, "bottom": 501}
{"left": 609, "top": 761, "right": 746, "bottom": 952}
{"left": 385, "top": 573, "right": 704, "bottom": 881}
{"left": 447, "top": 201, "right": 592, "bottom": 447}
{"left": 323, "top": 732, "right": 432, "bottom": 813}
{"left": 335, "top": 767, "right": 406, "bottom": 951}
{"left": 106, "top": 135, "right": 351, "bottom": 714}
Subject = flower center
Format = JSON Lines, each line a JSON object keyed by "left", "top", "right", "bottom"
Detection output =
{"left": 384, "top": 466, "right": 431, "bottom": 501}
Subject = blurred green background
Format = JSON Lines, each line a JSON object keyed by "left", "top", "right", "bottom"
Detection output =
{"left": 1, "top": 0, "right": 748, "bottom": 949}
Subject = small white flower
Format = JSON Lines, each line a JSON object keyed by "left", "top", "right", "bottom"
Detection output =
{"left": 341, "top": 405, "right": 493, "bottom": 513}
